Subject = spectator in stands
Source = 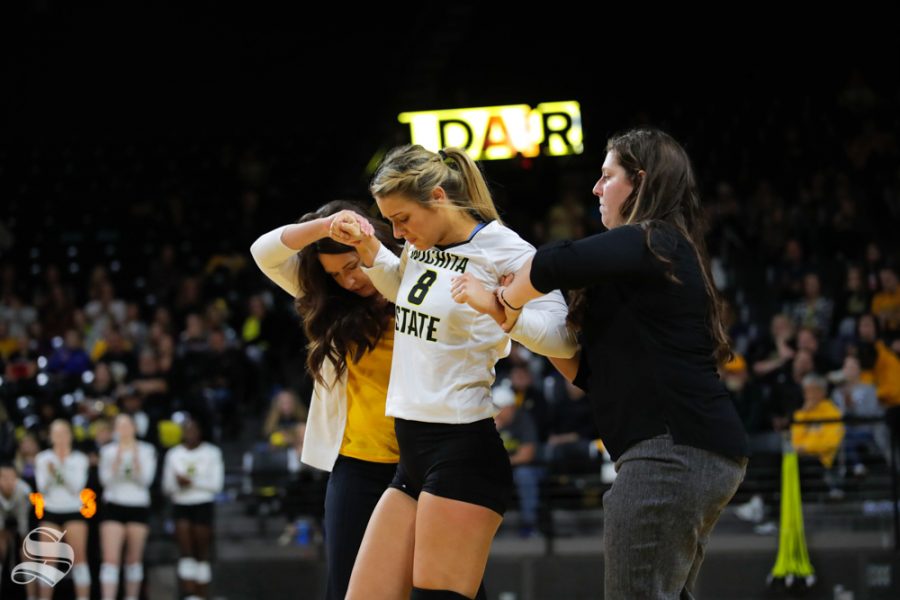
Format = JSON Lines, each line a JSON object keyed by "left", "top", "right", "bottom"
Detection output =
{"left": 796, "top": 325, "right": 837, "bottom": 374}
{"left": 47, "top": 329, "right": 92, "bottom": 379}
{"left": 129, "top": 349, "right": 171, "bottom": 424}
{"left": 41, "top": 284, "right": 77, "bottom": 341}
{"left": 0, "top": 462, "right": 35, "bottom": 598}
{"left": 14, "top": 433, "right": 39, "bottom": 491}
{"left": 200, "top": 328, "right": 245, "bottom": 438}
{"left": 769, "top": 349, "right": 816, "bottom": 433}
{"left": 84, "top": 281, "right": 127, "bottom": 335}
{"left": 791, "top": 374, "right": 846, "bottom": 497}
{"left": 789, "top": 272, "right": 833, "bottom": 338}
{"left": 872, "top": 265, "right": 900, "bottom": 346}
{"left": 833, "top": 265, "right": 870, "bottom": 339}
{"left": 831, "top": 355, "right": 887, "bottom": 474}
{"left": 94, "top": 325, "right": 137, "bottom": 383}
{"left": 856, "top": 313, "right": 900, "bottom": 463}
{"left": 750, "top": 313, "right": 796, "bottom": 382}
{"left": 262, "top": 389, "right": 307, "bottom": 447}
{"left": 542, "top": 379, "right": 598, "bottom": 471}
{"left": 721, "top": 354, "right": 773, "bottom": 448}
{"left": 493, "top": 384, "right": 542, "bottom": 537}
{"left": 0, "top": 405, "right": 16, "bottom": 462}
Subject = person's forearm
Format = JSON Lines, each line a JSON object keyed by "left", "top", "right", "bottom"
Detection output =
{"left": 357, "top": 235, "right": 383, "bottom": 268}
{"left": 502, "top": 258, "right": 545, "bottom": 309}
{"left": 549, "top": 354, "right": 581, "bottom": 382}
{"left": 279, "top": 219, "right": 331, "bottom": 251}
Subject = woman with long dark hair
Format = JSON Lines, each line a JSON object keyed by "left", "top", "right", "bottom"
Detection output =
{"left": 251, "top": 200, "right": 411, "bottom": 600}
{"left": 472, "top": 128, "right": 750, "bottom": 599}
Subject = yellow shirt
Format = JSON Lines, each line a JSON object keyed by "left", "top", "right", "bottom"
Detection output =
{"left": 340, "top": 323, "right": 399, "bottom": 463}
{"left": 860, "top": 340, "right": 900, "bottom": 407}
{"left": 872, "top": 288, "right": 900, "bottom": 331}
{"left": 791, "top": 399, "right": 845, "bottom": 468}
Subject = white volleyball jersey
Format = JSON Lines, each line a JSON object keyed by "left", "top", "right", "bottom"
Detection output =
{"left": 366, "top": 220, "right": 574, "bottom": 424}
{"left": 162, "top": 442, "right": 224, "bottom": 505}
{"left": 35, "top": 449, "right": 90, "bottom": 513}
{"left": 99, "top": 441, "right": 157, "bottom": 507}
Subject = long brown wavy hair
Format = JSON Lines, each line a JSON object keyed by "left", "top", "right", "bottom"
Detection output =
{"left": 568, "top": 128, "right": 732, "bottom": 365}
{"left": 294, "top": 200, "right": 400, "bottom": 386}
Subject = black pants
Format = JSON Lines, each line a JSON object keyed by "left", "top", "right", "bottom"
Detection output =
{"left": 324, "top": 455, "right": 397, "bottom": 600}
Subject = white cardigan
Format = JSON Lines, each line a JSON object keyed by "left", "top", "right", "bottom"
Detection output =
{"left": 249, "top": 224, "right": 577, "bottom": 471}
{"left": 250, "top": 225, "right": 353, "bottom": 471}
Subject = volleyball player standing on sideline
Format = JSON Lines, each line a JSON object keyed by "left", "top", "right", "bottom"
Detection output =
{"left": 98, "top": 413, "right": 157, "bottom": 600}
{"left": 35, "top": 419, "right": 92, "bottom": 600}
{"left": 334, "top": 145, "right": 576, "bottom": 600}
{"left": 162, "top": 417, "right": 223, "bottom": 600}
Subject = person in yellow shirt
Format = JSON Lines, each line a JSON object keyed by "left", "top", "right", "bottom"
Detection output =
{"left": 791, "top": 374, "right": 845, "bottom": 470}
{"left": 857, "top": 312, "right": 900, "bottom": 466}
{"left": 251, "top": 201, "right": 401, "bottom": 600}
{"left": 872, "top": 266, "right": 900, "bottom": 345}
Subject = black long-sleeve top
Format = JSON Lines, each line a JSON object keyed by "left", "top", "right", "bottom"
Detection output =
{"left": 531, "top": 223, "right": 749, "bottom": 462}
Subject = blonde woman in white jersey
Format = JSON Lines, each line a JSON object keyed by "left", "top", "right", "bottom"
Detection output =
{"left": 35, "top": 419, "right": 91, "bottom": 600}
{"left": 336, "top": 145, "right": 576, "bottom": 600}
{"left": 162, "top": 416, "right": 224, "bottom": 600}
{"left": 98, "top": 413, "right": 157, "bottom": 600}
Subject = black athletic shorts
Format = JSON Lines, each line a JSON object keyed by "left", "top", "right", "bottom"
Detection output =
{"left": 42, "top": 509, "right": 86, "bottom": 524}
{"left": 101, "top": 502, "right": 151, "bottom": 525}
{"left": 172, "top": 502, "right": 214, "bottom": 525}
{"left": 389, "top": 417, "right": 513, "bottom": 516}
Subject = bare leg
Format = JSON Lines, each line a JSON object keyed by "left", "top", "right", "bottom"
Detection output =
{"left": 412, "top": 492, "right": 502, "bottom": 598}
{"left": 346, "top": 489, "right": 417, "bottom": 600}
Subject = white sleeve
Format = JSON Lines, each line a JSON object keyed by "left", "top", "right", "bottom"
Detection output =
{"left": 139, "top": 444, "right": 158, "bottom": 488}
{"left": 66, "top": 453, "right": 89, "bottom": 496}
{"left": 98, "top": 445, "right": 116, "bottom": 487}
{"left": 249, "top": 225, "right": 303, "bottom": 298}
{"left": 34, "top": 452, "right": 49, "bottom": 493}
{"left": 194, "top": 445, "right": 224, "bottom": 494}
{"left": 509, "top": 290, "right": 578, "bottom": 358}
{"left": 492, "top": 226, "right": 577, "bottom": 358}
{"left": 161, "top": 449, "right": 177, "bottom": 497}
{"left": 361, "top": 243, "right": 408, "bottom": 303}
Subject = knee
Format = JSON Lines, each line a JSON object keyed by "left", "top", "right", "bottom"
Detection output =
{"left": 177, "top": 557, "right": 197, "bottom": 581}
{"left": 125, "top": 562, "right": 143, "bottom": 583}
{"left": 100, "top": 562, "right": 120, "bottom": 586}
{"left": 72, "top": 562, "right": 91, "bottom": 587}
{"left": 194, "top": 560, "right": 211, "bottom": 584}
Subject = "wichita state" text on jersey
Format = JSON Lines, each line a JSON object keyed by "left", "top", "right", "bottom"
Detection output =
{"left": 408, "top": 248, "right": 469, "bottom": 274}
{"left": 395, "top": 305, "right": 440, "bottom": 342}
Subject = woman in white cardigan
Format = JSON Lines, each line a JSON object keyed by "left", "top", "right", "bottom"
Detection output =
{"left": 251, "top": 200, "right": 405, "bottom": 600}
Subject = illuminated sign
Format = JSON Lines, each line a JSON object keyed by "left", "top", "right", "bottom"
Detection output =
{"left": 398, "top": 101, "right": 583, "bottom": 160}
